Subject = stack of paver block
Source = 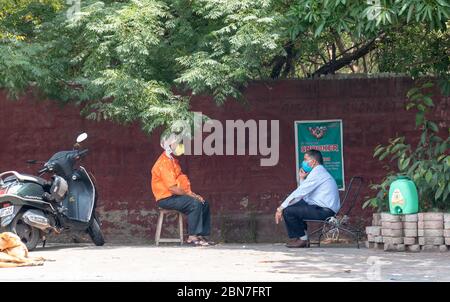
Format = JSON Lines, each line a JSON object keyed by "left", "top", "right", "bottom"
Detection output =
{"left": 445, "top": 214, "right": 450, "bottom": 247}
{"left": 381, "top": 213, "right": 404, "bottom": 251}
{"left": 365, "top": 212, "right": 450, "bottom": 252}
{"left": 365, "top": 213, "right": 382, "bottom": 249}
{"left": 418, "top": 213, "right": 447, "bottom": 252}
{"left": 402, "top": 214, "right": 420, "bottom": 252}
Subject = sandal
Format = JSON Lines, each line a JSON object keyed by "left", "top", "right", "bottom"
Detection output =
{"left": 198, "top": 236, "right": 217, "bottom": 245}
{"left": 186, "top": 239, "right": 210, "bottom": 247}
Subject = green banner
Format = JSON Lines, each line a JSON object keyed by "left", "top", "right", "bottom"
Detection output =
{"left": 295, "top": 120, "right": 345, "bottom": 190}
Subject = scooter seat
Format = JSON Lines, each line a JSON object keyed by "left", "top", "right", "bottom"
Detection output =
{"left": 20, "top": 174, "right": 49, "bottom": 186}
{"left": 0, "top": 171, "right": 48, "bottom": 187}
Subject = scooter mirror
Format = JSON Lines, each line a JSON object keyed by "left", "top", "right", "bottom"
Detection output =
{"left": 76, "top": 133, "right": 88, "bottom": 143}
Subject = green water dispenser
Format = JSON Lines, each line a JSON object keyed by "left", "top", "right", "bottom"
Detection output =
{"left": 389, "top": 175, "right": 419, "bottom": 215}
{"left": 389, "top": 176, "right": 419, "bottom": 215}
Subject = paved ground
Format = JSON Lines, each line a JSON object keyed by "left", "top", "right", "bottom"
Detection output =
{"left": 1, "top": 243, "right": 450, "bottom": 281}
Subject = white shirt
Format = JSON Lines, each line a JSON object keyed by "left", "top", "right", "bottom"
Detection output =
{"left": 280, "top": 165, "right": 340, "bottom": 214}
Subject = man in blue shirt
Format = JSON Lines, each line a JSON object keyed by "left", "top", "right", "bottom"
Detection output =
{"left": 275, "top": 150, "right": 340, "bottom": 248}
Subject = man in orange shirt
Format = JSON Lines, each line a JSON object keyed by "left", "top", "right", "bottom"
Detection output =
{"left": 151, "top": 132, "right": 212, "bottom": 246}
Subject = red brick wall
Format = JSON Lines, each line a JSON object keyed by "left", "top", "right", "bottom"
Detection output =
{"left": 0, "top": 77, "right": 448, "bottom": 243}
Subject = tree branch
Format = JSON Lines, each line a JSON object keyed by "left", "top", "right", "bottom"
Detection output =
{"left": 310, "top": 33, "right": 385, "bottom": 77}
{"left": 270, "top": 41, "right": 298, "bottom": 79}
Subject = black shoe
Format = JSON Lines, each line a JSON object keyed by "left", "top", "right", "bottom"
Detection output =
{"left": 286, "top": 239, "right": 310, "bottom": 248}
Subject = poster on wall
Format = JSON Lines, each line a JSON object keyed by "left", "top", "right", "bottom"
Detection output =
{"left": 294, "top": 119, "right": 345, "bottom": 190}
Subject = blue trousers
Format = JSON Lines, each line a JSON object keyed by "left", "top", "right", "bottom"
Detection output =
{"left": 283, "top": 200, "right": 335, "bottom": 238}
{"left": 158, "top": 195, "right": 211, "bottom": 236}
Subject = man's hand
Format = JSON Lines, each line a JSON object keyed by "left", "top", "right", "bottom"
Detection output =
{"left": 191, "top": 192, "right": 205, "bottom": 203}
{"left": 169, "top": 185, "right": 188, "bottom": 196}
{"left": 299, "top": 168, "right": 308, "bottom": 180}
{"left": 275, "top": 207, "right": 283, "bottom": 224}
{"left": 196, "top": 194, "right": 205, "bottom": 203}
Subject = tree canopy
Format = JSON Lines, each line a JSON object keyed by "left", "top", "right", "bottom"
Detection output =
{"left": 0, "top": 0, "right": 449, "bottom": 133}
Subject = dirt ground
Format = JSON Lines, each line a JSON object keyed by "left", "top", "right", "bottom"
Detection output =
{"left": 1, "top": 243, "right": 450, "bottom": 281}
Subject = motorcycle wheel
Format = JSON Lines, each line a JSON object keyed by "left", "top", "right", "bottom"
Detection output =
{"left": 87, "top": 216, "right": 105, "bottom": 246}
{"left": 9, "top": 212, "right": 40, "bottom": 251}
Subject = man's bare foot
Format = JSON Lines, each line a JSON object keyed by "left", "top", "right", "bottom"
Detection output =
{"left": 187, "top": 235, "right": 199, "bottom": 242}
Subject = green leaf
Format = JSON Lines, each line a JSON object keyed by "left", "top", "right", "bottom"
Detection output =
{"left": 386, "top": 12, "right": 392, "bottom": 23}
{"left": 443, "top": 190, "right": 450, "bottom": 203}
{"left": 425, "top": 170, "right": 433, "bottom": 183}
{"left": 435, "top": 186, "right": 444, "bottom": 200}
{"left": 362, "top": 198, "right": 374, "bottom": 209}
{"left": 398, "top": 157, "right": 404, "bottom": 169}
{"left": 420, "top": 131, "right": 427, "bottom": 145}
{"left": 391, "top": 143, "right": 406, "bottom": 154}
{"left": 436, "top": 0, "right": 449, "bottom": 7}
{"left": 422, "top": 82, "right": 434, "bottom": 89}
{"left": 391, "top": 137, "right": 402, "bottom": 144}
{"left": 407, "top": 161, "right": 421, "bottom": 174}
{"left": 373, "top": 146, "right": 385, "bottom": 157}
{"left": 416, "top": 112, "right": 425, "bottom": 127}
{"left": 406, "top": 5, "right": 415, "bottom": 23}
{"left": 427, "top": 6, "right": 433, "bottom": 22}
{"left": 399, "top": 3, "right": 409, "bottom": 15}
{"left": 379, "top": 151, "right": 390, "bottom": 161}
{"left": 413, "top": 172, "right": 421, "bottom": 182}
{"left": 440, "top": 142, "right": 448, "bottom": 154}
{"left": 314, "top": 21, "right": 326, "bottom": 37}
{"left": 406, "top": 103, "right": 415, "bottom": 110}
{"left": 438, "top": 154, "right": 447, "bottom": 162}
{"left": 417, "top": 104, "right": 426, "bottom": 112}
{"left": 410, "top": 93, "right": 423, "bottom": 101}
{"left": 423, "top": 96, "right": 434, "bottom": 107}
{"left": 407, "top": 87, "right": 419, "bottom": 98}
{"left": 427, "top": 121, "right": 439, "bottom": 133}
{"left": 431, "top": 135, "right": 444, "bottom": 143}
{"left": 401, "top": 157, "right": 411, "bottom": 171}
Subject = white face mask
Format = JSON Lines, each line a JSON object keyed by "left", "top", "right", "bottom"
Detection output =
{"left": 172, "top": 143, "right": 185, "bottom": 156}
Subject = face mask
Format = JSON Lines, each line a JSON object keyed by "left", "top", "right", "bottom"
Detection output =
{"left": 172, "top": 143, "right": 185, "bottom": 156}
{"left": 301, "top": 160, "right": 313, "bottom": 173}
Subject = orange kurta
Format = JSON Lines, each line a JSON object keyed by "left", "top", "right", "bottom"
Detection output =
{"left": 151, "top": 152, "right": 192, "bottom": 201}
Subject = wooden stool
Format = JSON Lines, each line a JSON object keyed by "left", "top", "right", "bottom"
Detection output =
{"left": 155, "top": 208, "right": 184, "bottom": 246}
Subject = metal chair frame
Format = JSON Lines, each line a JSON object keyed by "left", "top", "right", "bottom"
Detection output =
{"left": 305, "top": 176, "right": 364, "bottom": 248}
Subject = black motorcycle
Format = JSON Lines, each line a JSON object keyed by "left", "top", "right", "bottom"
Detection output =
{"left": 0, "top": 133, "right": 104, "bottom": 250}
